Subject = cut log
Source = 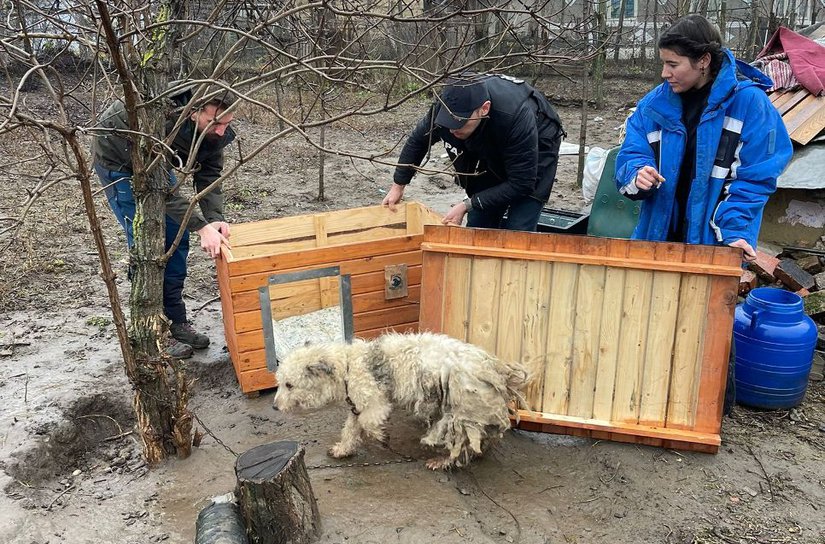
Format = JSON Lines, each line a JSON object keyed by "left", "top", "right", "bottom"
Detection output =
{"left": 235, "top": 441, "right": 321, "bottom": 544}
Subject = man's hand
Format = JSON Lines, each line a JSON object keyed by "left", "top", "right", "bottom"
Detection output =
{"left": 728, "top": 239, "right": 757, "bottom": 262}
{"left": 382, "top": 183, "right": 406, "bottom": 212}
{"left": 197, "top": 223, "right": 231, "bottom": 259}
{"left": 213, "top": 221, "right": 231, "bottom": 240}
{"left": 634, "top": 166, "right": 666, "bottom": 191}
{"left": 442, "top": 201, "right": 469, "bottom": 226}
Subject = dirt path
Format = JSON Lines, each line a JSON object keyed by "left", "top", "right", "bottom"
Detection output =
{"left": 1, "top": 79, "right": 824, "bottom": 544}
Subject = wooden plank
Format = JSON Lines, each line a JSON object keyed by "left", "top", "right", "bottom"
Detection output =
{"left": 216, "top": 253, "right": 240, "bottom": 373}
{"left": 353, "top": 285, "right": 421, "bottom": 314}
{"left": 406, "top": 201, "right": 424, "bottom": 235}
{"left": 542, "top": 262, "right": 578, "bottom": 415}
{"left": 495, "top": 258, "right": 528, "bottom": 368}
{"left": 420, "top": 243, "right": 743, "bottom": 277}
{"left": 612, "top": 269, "right": 653, "bottom": 424}
{"left": 229, "top": 203, "right": 409, "bottom": 248}
{"left": 666, "top": 274, "right": 709, "bottom": 429}
{"left": 237, "top": 329, "right": 265, "bottom": 353}
{"left": 781, "top": 93, "right": 818, "bottom": 126}
{"left": 319, "top": 276, "right": 339, "bottom": 308}
{"left": 229, "top": 248, "right": 423, "bottom": 293}
{"left": 238, "top": 367, "right": 277, "bottom": 393}
{"left": 353, "top": 304, "right": 421, "bottom": 333}
{"left": 693, "top": 275, "right": 737, "bottom": 433}
{"left": 638, "top": 270, "right": 681, "bottom": 426}
{"left": 466, "top": 257, "right": 501, "bottom": 354}
{"left": 349, "top": 266, "right": 422, "bottom": 296}
{"left": 516, "top": 410, "right": 721, "bottom": 447}
{"left": 229, "top": 235, "right": 422, "bottom": 278}
{"left": 787, "top": 96, "right": 825, "bottom": 145}
{"left": 770, "top": 90, "right": 794, "bottom": 109}
{"left": 522, "top": 260, "right": 552, "bottom": 413}
{"left": 231, "top": 267, "right": 422, "bottom": 313}
{"left": 230, "top": 227, "right": 409, "bottom": 259}
{"left": 592, "top": 267, "right": 625, "bottom": 421}
{"left": 237, "top": 349, "right": 266, "bottom": 373}
{"left": 441, "top": 255, "right": 472, "bottom": 341}
{"left": 313, "top": 213, "right": 328, "bottom": 246}
{"left": 357, "top": 321, "right": 418, "bottom": 340}
{"left": 418, "top": 250, "right": 445, "bottom": 333}
{"left": 776, "top": 88, "right": 809, "bottom": 115}
{"left": 439, "top": 226, "right": 477, "bottom": 341}
{"left": 516, "top": 420, "right": 719, "bottom": 453}
{"left": 239, "top": 290, "right": 424, "bottom": 336}
{"left": 567, "top": 264, "right": 606, "bottom": 419}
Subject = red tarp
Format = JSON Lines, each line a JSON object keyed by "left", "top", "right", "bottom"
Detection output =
{"left": 758, "top": 27, "right": 825, "bottom": 96}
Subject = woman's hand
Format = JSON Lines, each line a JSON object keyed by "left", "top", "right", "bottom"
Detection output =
{"left": 728, "top": 239, "right": 757, "bottom": 262}
{"left": 634, "top": 166, "right": 666, "bottom": 191}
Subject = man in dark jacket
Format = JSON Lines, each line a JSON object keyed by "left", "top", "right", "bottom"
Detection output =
{"left": 383, "top": 74, "right": 564, "bottom": 230}
{"left": 91, "top": 81, "right": 237, "bottom": 358}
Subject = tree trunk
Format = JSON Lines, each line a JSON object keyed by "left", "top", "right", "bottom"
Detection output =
{"left": 235, "top": 441, "right": 321, "bottom": 544}
{"left": 719, "top": 0, "right": 727, "bottom": 47}
{"left": 576, "top": 63, "right": 589, "bottom": 188}
{"left": 95, "top": 0, "right": 193, "bottom": 466}
{"left": 593, "top": 0, "right": 607, "bottom": 109}
{"left": 613, "top": 0, "right": 627, "bottom": 62}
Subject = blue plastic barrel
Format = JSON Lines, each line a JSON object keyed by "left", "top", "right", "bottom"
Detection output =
{"left": 733, "top": 287, "right": 817, "bottom": 409}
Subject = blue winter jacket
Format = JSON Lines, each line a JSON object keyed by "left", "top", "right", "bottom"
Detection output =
{"left": 615, "top": 49, "right": 793, "bottom": 250}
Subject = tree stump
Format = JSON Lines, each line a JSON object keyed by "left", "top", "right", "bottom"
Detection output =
{"left": 235, "top": 441, "right": 321, "bottom": 544}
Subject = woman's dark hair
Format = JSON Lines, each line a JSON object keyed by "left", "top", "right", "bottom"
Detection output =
{"left": 658, "top": 15, "right": 725, "bottom": 76}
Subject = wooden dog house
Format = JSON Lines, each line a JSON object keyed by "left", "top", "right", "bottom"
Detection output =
{"left": 216, "top": 203, "right": 441, "bottom": 394}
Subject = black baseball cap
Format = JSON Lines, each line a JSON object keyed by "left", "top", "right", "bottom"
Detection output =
{"left": 434, "top": 76, "right": 490, "bottom": 130}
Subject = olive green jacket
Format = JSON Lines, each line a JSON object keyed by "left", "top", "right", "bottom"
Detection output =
{"left": 91, "top": 96, "right": 235, "bottom": 232}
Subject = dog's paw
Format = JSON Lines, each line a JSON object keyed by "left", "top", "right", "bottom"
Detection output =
{"left": 425, "top": 456, "right": 454, "bottom": 471}
{"left": 328, "top": 443, "right": 355, "bottom": 459}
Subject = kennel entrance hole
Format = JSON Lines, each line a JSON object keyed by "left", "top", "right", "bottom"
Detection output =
{"left": 258, "top": 266, "right": 354, "bottom": 373}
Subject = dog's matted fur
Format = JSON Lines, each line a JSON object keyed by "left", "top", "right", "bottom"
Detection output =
{"left": 273, "top": 332, "right": 530, "bottom": 470}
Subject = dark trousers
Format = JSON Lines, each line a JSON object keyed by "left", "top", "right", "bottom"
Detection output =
{"left": 95, "top": 164, "right": 190, "bottom": 324}
{"left": 467, "top": 197, "right": 546, "bottom": 231}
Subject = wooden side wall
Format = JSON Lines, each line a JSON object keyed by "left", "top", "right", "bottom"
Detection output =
{"left": 217, "top": 203, "right": 441, "bottom": 394}
{"left": 420, "top": 226, "right": 741, "bottom": 452}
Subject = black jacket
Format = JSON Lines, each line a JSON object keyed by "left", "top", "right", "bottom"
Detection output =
{"left": 394, "top": 75, "right": 563, "bottom": 209}
{"left": 91, "top": 85, "right": 235, "bottom": 232}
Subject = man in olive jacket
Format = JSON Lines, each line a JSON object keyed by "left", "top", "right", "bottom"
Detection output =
{"left": 92, "top": 82, "right": 236, "bottom": 358}
{"left": 383, "top": 73, "right": 564, "bottom": 230}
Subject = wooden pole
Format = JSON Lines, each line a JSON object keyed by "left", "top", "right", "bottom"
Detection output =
{"left": 235, "top": 441, "right": 321, "bottom": 544}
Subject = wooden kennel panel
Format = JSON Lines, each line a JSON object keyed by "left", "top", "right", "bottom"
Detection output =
{"left": 419, "top": 226, "right": 742, "bottom": 452}
{"left": 217, "top": 202, "right": 442, "bottom": 394}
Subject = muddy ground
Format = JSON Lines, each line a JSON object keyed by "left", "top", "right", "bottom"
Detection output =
{"left": 1, "top": 74, "right": 824, "bottom": 544}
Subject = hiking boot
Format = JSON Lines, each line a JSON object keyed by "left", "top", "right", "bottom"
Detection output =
{"left": 170, "top": 321, "right": 210, "bottom": 349}
{"left": 165, "top": 338, "right": 194, "bottom": 359}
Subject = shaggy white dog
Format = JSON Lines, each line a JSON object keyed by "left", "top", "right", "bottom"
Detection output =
{"left": 273, "top": 332, "right": 530, "bottom": 470}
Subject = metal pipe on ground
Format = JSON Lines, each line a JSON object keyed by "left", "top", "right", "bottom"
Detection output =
{"left": 195, "top": 493, "right": 248, "bottom": 544}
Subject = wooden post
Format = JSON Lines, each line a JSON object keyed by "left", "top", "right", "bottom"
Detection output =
{"left": 235, "top": 441, "right": 321, "bottom": 544}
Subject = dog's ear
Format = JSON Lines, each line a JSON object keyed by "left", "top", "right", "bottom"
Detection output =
{"left": 305, "top": 360, "right": 334, "bottom": 377}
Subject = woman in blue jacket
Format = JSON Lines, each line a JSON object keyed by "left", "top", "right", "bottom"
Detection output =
{"left": 615, "top": 15, "right": 792, "bottom": 261}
